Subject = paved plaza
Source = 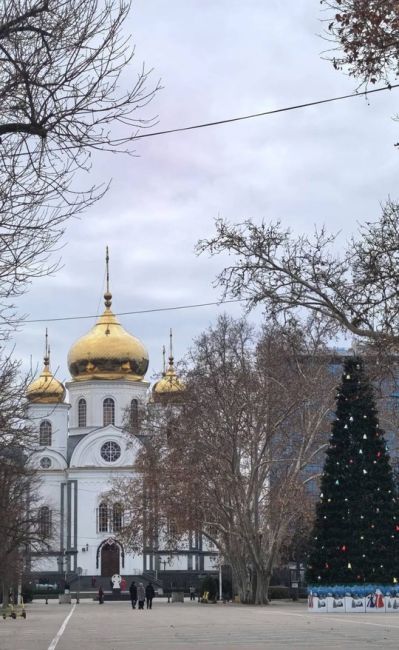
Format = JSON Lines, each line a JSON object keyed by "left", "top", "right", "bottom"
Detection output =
{"left": 2, "top": 599, "right": 399, "bottom": 650}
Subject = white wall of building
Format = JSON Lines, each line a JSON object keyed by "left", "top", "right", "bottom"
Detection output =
{"left": 28, "top": 379, "right": 219, "bottom": 578}
{"left": 67, "top": 379, "right": 149, "bottom": 432}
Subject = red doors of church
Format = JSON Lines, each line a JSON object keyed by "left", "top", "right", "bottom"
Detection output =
{"left": 101, "top": 542, "right": 120, "bottom": 576}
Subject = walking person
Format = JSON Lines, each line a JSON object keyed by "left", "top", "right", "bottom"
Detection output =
{"left": 145, "top": 582, "right": 155, "bottom": 609}
{"left": 129, "top": 581, "right": 137, "bottom": 609}
{"left": 137, "top": 582, "right": 145, "bottom": 610}
{"left": 98, "top": 586, "right": 104, "bottom": 605}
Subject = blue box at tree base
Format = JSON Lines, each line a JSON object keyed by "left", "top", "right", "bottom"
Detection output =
{"left": 308, "top": 585, "right": 399, "bottom": 613}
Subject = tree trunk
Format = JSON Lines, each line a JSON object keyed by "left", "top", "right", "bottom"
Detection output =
{"left": 255, "top": 568, "right": 270, "bottom": 604}
{"left": 2, "top": 582, "right": 9, "bottom": 606}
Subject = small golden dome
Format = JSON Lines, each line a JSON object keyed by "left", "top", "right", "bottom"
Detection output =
{"left": 67, "top": 248, "right": 149, "bottom": 382}
{"left": 27, "top": 332, "right": 65, "bottom": 404}
{"left": 153, "top": 331, "right": 185, "bottom": 402}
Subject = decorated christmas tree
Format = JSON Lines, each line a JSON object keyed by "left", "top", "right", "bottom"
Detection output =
{"left": 307, "top": 356, "right": 399, "bottom": 584}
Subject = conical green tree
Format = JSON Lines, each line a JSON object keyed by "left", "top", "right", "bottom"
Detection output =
{"left": 307, "top": 356, "right": 399, "bottom": 584}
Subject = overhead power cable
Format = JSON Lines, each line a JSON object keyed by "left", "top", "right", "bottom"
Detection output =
{"left": 134, "top": 83, "right": 399, "bottom": 140}
{"left": 16, "top": 298, "right": 246, "bottom": 324}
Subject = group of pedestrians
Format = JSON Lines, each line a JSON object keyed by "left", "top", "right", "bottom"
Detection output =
{"left": 97, "top": 580, "right": 155, "bottom": 608}
{"left": 129, "top": 581, "right": 155, "bottom": 610}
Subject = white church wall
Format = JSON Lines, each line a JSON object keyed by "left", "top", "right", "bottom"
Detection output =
{"left": 29, "top": 471, "right": 63, "bottom": 574}
{"left": 29, "top": 402, "right": 69, "bottom": 458}
{"left": 69, "top": 469, "right": 143, "bottom": 575}
{"left": 67, "top": 379, "right": 149, "bottom": 431}
{"left": 69, "top": 426, "right": 142, "bottom": 468}
{"left": 30, "top": 450, "right": 67, "bottom": 472}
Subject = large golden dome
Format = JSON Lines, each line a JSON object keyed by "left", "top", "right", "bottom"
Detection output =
{"left": 153, "top": 331, "right": 185, "bottom": 402}
{"left": 68, "top": 299, "right": 148, "bottom": 382}
{"left": 27, "top": 334, "right": 65, "bottom": 404}
{"left": 68, "top": 253, "right": 148, "bottom": 381}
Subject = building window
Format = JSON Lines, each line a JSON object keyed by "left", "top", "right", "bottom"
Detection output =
{"left": 39, "top": 420, "right": 52, "bottom": 446}
{"left": 40, "top": 457, "right": 52, "bottom": 469}
{"left": 98, "top": 502, "right": 109, "bottom": 532}
{"left": 38, "top": 506, "right": 52, "bottom": 537}
{"left": 103, "top": 398, "right": 115, "bottom": 426}
{"left": 100, "top": 441, "right": 121, "bottom": 463}
{"left": 78, "top": 398, "right": 87, "bottom": 427}
{"left": 167, "top": 518, "right": 177, "bottom": 539}
{"left": 130, "top": 399, "right": 139, "bottom": 434}
{"left": 113, "top": 503, "right": 123, "bottom": 532}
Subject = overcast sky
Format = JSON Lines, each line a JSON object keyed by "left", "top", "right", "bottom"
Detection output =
{"left": 12, "top": 0, "right": 399, "bottom": 388}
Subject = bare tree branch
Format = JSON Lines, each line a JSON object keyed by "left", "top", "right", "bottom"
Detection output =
{"left": 198, "top": 201, "right": 399, "bottom": 347}
{"left": 0, "top": 0, "right": 159, "bottom": 333}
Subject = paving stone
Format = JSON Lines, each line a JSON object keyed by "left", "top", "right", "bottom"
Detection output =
{"left": 1, "top": 599, "right": 399, "bottom": 650}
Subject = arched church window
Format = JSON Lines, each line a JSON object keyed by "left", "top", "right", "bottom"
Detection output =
{"left": 130, "top": 399, "right": 139, "bottom": 434}
{"left": 98, "top": 502, "right": 109, "bottom": 533}
{"left": 39, "top": 420, "right": 52, "bottom": 446}
{"left": 103, "top": 398, "right": 115, "bottom": 426}
{"left": 78, "top": 398, "right": 87, "bottom": 427}
{"left": 113, "top": 503, "right": 123, "bottom": 532}
{"left": 38, "top": 506, "right": 52, "bottom": 537}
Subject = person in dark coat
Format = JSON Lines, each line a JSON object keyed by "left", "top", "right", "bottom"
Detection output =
{"left": 98, "top": 586, "right": 104, "bottom": 604}
{"left": 137, "top": 582, "right": 145, "bottom": 610}
{"left": 145, "top": 582, "right": 155, "bottom": 609}
{"left": 129, "top": 581, "right": 137, "bottom": 609}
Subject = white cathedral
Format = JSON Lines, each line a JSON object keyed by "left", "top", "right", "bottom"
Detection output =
{"left": 26, "top": 256, "right": 217, "bottom": 587}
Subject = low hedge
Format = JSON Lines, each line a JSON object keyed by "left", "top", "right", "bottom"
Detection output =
{"left": 268, "top": 586, "right": 290, "bottom": 600}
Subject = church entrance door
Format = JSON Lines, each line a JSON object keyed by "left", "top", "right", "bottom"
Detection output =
{"left": 101, "top": 542, "right": 120, "bottom": 576}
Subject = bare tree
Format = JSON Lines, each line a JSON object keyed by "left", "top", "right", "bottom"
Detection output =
{"left": 321, "top": 0, "right": 399, "bottom": 85}
{"left": 111, "top": 316, "right": 337, "bottom": 604}
{"left": 198, "top": 202, "right": 399, "bottom": 348}
{"left": 0, "top": 0, "right": 158, "bottom": 331}
{"left": 0, "top": 354, "right": 52, "bottom": 602}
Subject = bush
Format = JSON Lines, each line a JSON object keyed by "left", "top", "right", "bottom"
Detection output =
{"left": 268, "top": 586, "right": 290, "bottom": 600}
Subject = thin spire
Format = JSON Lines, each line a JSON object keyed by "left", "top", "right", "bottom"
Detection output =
{"left": 106, "top": 245, "right": 110, "bottom": 294}
{"left": 44, "top": 328, "right": 50, "bottom": 367}
{"left": 104, "top": 245, "right": 112, "bottom": 308}
{"left": 162, "top": 345, "right": 166, "bottom": 375}
{"left": 169, "top": 328, "right": 174, "bottom": 363}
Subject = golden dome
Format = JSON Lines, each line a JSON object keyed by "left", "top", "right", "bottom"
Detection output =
{"left": 27, "top": 332, "right": 65, "bottom": 404}
{"left": 67, "top": 249, "right": 149, "bottom": 382}
{"left": 153, "top": 331, "right": 185, "bottom": 402}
